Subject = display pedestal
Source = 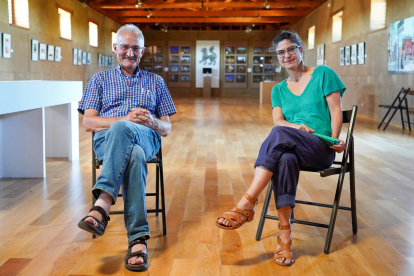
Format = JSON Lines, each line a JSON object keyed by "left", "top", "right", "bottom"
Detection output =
{"left": 203, "top": 76, "right": 211, "bottom": 98}
{"left": 260, "top": 81, "right": 279, "bottom": 104}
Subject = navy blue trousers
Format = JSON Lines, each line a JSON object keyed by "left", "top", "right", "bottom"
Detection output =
{"left": 254, "top": 126, "right": 335, "bottom": 209}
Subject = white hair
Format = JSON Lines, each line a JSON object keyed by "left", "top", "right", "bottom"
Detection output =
{"left": 116, "top": 24, "right": 144, "bottom": 47}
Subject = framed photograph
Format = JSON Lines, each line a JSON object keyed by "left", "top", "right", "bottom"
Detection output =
{"left": 87, "top": 52, "right": 92, "bottom": 65}
{"left": 101, "top": 55, "right": 105, "bottom": 67}
{"left": 142, "top": 55, "right": 152, "bottom": 63}
{"left": 264, "top": 75, "right": 274, "bottom": 81}
{"left": 143, "top": 65, "right": 152, "bottom": 72}
{"left": 358, "top": 42, "right": 365, "bottom": 65}
{"left": 181, "top": 46, "right": 190, "bottom": 54}
{"left": 170, "top": 55, "right": 179, "bottom": 63}
{"left": 253, "top": 65, "right": 262, "bottom": 73}
{"left": 181, "top": 56, "right": 190, "bottom": 63}
{"left": 345, "top": 46, "right": 351, "bottom": 66}
{"left": 351, "top": 44, "right": 357, "bottom": 65}
{"left": 104, "top": 56, "right": 108, "bottom": 67}
{"left": 0, "top": 32, "right": 2, "bottom": 58}
{"left": 265, "top": 47, "right": 273, "bottom": 54}
{"left": 181, "top": 65, "right": 190, "bottom": 72}
{"left": 180, "top": 75, "right": 190, "bottom": 82}
{"left": 170, "top": 74, "right": 179, "bottom": 82}
{"left": 225, "top": 47, "right": 234, "bottom": 54}
{"left": 154, "top": 65, "right": 163, "bottom": 72}
{"left": 237, "top": 47, "right": 246, "bottom": 54}
{"left": 31, "top": 39, "right": 39, "bottom": 61}
{"left": 77, "top": 49, "right": 82, "bottom": 65}
{"left": 82, "top": 51, "right": 87, "bottom": 64}
{"left": 170, "top": 65, "right": 179, "bottom": 72}
{"left": 237, "top": 56, "right": 246, "bottom": 64}
{"left": 225, "top": 56, "right": 235, "bottom": 63}
{"left": 55, "top": 46, "right": 61, "bottom": 62}
{"left": 237, "top": 65, "right": 246, "bottom": 73}
{"left": 73, "top": 48, "right": 78, "bottom": 65}
{"left": 144, "top": 47, "right": 152, "bottom": 54}
{"left": 225, "top": 65, "right": 235, "bottom": 73}
{"left": 265, "top": 56, "right": 273, "bottom": 64}
{"left": 236, "top": 75, "right": 246, "bottom": 83}
{"left": 253, "top": 56, "right": 263, "bottom": 64}
{"left": 253, "top": 75, "right": 263, "bottom": 83}
{"left": 253, "top": 47, "right": 263, "bottom": 54}
{"left": 98, "top": 53, "right": 102, "bottom": 67}
{"left": 264, "top": 65, "right": 274, "bottom": 74}
{"left": 2, "top": 33, "right": 11, "bottom": 58}
{"left": 225, "top": 75, "right": 235, "bottom": 83}
{"left": 39, "top": 43, "right": 47, "bottom": 60}
{"left": 170, "top": 46, "right": 179, "bottom": 54}
{"left": 47, "top": 45, "right": 55, "bottom": 61}
{"left": 340, "top": 47, "right": 344, "bottom": 66}
{"left": 154, "top": 55, "right": 163, "bottom": 63}
{"left": 155, "top": 46, "right": 163, "bottom": 54}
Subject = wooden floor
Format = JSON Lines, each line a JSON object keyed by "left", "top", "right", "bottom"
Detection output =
{"left": 1, "top": 97, "right": 414, "bottom": 276}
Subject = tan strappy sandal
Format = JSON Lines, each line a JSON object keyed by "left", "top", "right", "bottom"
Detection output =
{"left": 274, "top": 223, "right": 294, "bottom": 266}
{"left": 216, "top": 193, "right": 258, "bottom": 230}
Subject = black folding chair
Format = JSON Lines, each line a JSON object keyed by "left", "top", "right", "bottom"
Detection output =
{"left": 256, "top": 105, "right": 358, "bottom": 254}
{"left": 378, "top": 87, "right": 411, "bottom": 131}
{"left": 91, "top": 132, "right": 167, "bottom": 238}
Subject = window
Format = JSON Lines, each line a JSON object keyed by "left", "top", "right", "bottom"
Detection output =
{"left": 370, "top": 0, "right": 386, "bottom": 31}
{"left": 89, "top": 21, "right": 98, "bottom": 47}
{"left": 8, "top": 0, "right": 30, "bottom": 29}
{"left": 111, "top": 31, "right": 117, "bottom": 52}
{"left": 58, "top": 8, "right": 71, "bottom": 40}
{"left": 332, "top": 11, "right": 343, "bottom": 43}
{"left": 308, "top": 26, "right": 315, "bottom": 50}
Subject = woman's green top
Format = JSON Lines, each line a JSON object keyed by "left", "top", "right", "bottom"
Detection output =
{"left": 271, "top": 65, "right": 346, "bottom": 137}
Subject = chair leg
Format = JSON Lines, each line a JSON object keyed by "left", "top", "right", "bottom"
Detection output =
{"left": 159, "top": 161, "right": 167, "bottom": 236}
{"left": 349, "top": 140, "right": 357, "bottom": 234}
{"left": 383, "top": 99, "right": 403, "bottom": 131}
{"left": 404, "top": 98, "right": 411, "bottom": 131}
{"left": 290, "top": 208, "right": 295, "bottom": 220}
{"left": 256, "top": 182, "right": 273, "bottom": 241}
{"left": 400, "top": 101, "right": 405, "bottom": 129}
{"left": 156, "top": 164, "right": 160, "bottom": 216}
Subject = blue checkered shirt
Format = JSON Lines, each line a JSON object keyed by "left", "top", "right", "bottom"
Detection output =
{"left": 78, "top": 65, "right": 176, "bottom": 118}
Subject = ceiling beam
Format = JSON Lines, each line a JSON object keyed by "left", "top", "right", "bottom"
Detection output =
{"left": 119, "top": 17, "right": 300, "bottom": 23}
{"left": 109, "top": 10, "right": 308, "bottom": 17}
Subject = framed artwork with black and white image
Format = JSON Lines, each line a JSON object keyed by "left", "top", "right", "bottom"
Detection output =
{"left": 31, "top": 39, "right": 39, "bottom": 61}
{"left": 2, "top": 33, "right": 11, "bottom": 58}
{"left": 358, "top": 42, "right": 365, "bottom": 64}
{"left": 87, "top": 52, "right": 92, "bottom": 65}
{"left": 98, "top": 53, "right": 102, "bottom": 67}
{"left": 47, "top": 45, "right": 55, "bottom": 61}
{"left": 77, "top": 49, "right": 82, "bottom": 65}
{"left": 351, "top": 44, "right": 357, "bottom": 65}
{"left": 73, "top": 48, "right": 78, "bottom": 65}
{"left": 340, "top": 47, "right": 344, "bottom": 66}
{"left": 82, "top": 51, "right": 87, "bottom": 64}
{"left": 55, "top": 46, "right": 61, "bottom": 62}
{"left": 345, "top": 46, "right": 351, "bottom": 66}
{"left": 39, "top": 43, "right": 47, "bottom": 60}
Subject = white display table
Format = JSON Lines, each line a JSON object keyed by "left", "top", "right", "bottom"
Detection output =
{"left": 0, "top": 81, "right": 82, "bottom": 178}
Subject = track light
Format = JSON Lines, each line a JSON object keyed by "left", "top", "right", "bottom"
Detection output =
{"left": 245, "top": 27, "right": 251, "bottom": 33}
{"left": 266, "top": 5, "right": 270, "bottom": 9}
{"left": 252, "top": 22, "right": 255, "bottom": 27}
{"left": 155, "top": 22, "right": 159, "bottom": 26}
{"left": 147, "top": 13, "right": 152, "bottom": 18}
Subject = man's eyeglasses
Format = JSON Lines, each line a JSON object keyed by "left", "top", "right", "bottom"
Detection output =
{"left": 275, "top": 46, "right": 300, "bottom": 58}
{"left": 116, "top": 44, "right": 144, "bottom": 53}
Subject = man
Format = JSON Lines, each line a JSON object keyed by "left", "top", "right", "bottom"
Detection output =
{"left": 77, "top": 24, "right": 176, "bottom": 272}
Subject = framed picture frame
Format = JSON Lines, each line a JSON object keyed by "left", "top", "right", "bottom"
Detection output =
{"left": 265, "top": 47, "right": 273, "bottom": 54}
{"left": 225, "top": 47, "right": 234, "bottom": 54}
{"left": 225, "top": 65, "right": 235, "bottom": 73}
{"left": 237, "top": 47, "right": 246, "bottom": 54}
{"left": 2, "top": 33, "right": 11, "bottom": 58}
{"left": 0, "top": 32, "right": 2, "bottom": 58}
{"left": 170, "top": 65, "right": 179, "bottom": 72}
{"left": 154, "top": 65, "right": 163, "bottom": 72}
{"left": 105, "top": 56, "right": 108, "bottom": 67}
{"left": 181, "top": 65, "right": 190, "bottom": 72}
{"left": 253, "top": 47, "right": 263, "bottom": 54}
{"left": 253, "top": 65, "right": 262, "bottom": 73}
{"left": 170, "top": 46, "right": 179, "bottom": 54}
{"left": 351, "top": 44, "right": 357, "bottom": 65}
{"left": 180, "top": 75, "right": 190, "bottom": 82}
{"left": 181, "top": 46, "right": 190, "bottom": 54}
{"left": 73, "top": 48, "right": 78, "bottom": 65}
{"left": 181, "top": 56, "right": 190, "bottom": 63}
{"left": 55, "top": 46, "right": 61, "bottom": 62}
{"left": 155, "top": 46, "right": 163, "bottom": 54}
{"left": 170, "top": 74, "right": 179, "bottom": 82}
{"left": 39, "top": 43, "right": 47, "bottom": 60}
{"left": 358, "top": 42, "right": 365, "bottom": 65}
{"left": 143, "top": 65, "right": 152, "bottom": 72}
{"left": 82, "top": 51, "right": 87, "bottom": 64}
{"left": 236, "top": 75, "right": 246, "bottom": 83}
{"left": 225, "top": 75, "right": 235, "bottom": 83}
{"left": 87, "top": 52, "right": 92, "bottom": 65}
{"left": 340, "top": 47, "right": 344, "bottom": 66}
{"left": 237, "top": 65, "right": 246, "bottom": 73}
{"left": 98, "top": 53, "right": 102, "bottom": 67}
{"left": 77, "top": 49, "right": 82, "bottom": 65}
{"left": 101, "top": 55, "right": 105, "bottom": 67}
{"left": 253, "top": 56, "right": 263, "bottom": 64}
{"left": 47, "top": 45, "right": 55, "bottom": 61}
{"left": 345, "top": 46, "right": 351, "bottom": 66}
{"left": 31, "top": 39, "right": 39, "bottom": 61}
{"left": 236, "top": 56, "right": 246, "bottom": 64}
{"left": 154, "top": 55, "right": 163, "bottom": 63}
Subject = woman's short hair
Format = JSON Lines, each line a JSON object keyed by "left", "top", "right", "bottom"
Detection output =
{"left": 116, "top": 24, "right": 144, "bottom": 47}
{"left": 271, "top": 30, "right": 302, "bottom": 52}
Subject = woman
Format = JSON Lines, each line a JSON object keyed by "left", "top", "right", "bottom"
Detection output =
{"left": 216, "top": 30, "right": 346, "bottom": 266}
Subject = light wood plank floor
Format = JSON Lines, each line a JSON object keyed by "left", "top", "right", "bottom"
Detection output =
{"left": 1, "top": 97, "right": 414, "bottom": 276}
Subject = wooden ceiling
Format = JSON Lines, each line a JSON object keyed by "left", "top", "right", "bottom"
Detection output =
{"left": 82, "top": 0, "right": 327, "bottom": 31}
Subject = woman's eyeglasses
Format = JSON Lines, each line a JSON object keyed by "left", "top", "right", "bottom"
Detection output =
{"left": 275, "top": 46, "right": 300, "bottom": 58}
{"left": 117, "top": 44, "right": 144, "bottom": 53}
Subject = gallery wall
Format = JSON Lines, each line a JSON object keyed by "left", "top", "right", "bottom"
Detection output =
{"left": 0, "top": 0, "right": 120, "bottom": 87}
{"left": 290, "top": 0, "right": 414, "bottom": 123}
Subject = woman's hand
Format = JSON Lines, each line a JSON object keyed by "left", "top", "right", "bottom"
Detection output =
{"left": 294, "top": 124, "right": 315, "bottom": 133}
{"left": 330, "top": 140, "right": 346, "bottom": 153}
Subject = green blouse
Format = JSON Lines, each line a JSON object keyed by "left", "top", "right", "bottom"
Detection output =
{"left": 271, "top": 65, "right": 346, "bottom": 137}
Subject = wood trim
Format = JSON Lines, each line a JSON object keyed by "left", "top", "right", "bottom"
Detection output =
{"left": 60, "top": 37, "right": 72, "bottom": 42}
{"left": 10, "top": 24, "right": 30, "bottom": 31}
{"left": 55, "top": 4, "right": 74, "bottom": 16}
{"left": 88, "top": 18, "right": 100, "bottom": 26}
{"left": 369, "top": 27, "right": 386, "bottom": 34}
{"left": 331, "top": 7, "right": 345, "bottom": 17}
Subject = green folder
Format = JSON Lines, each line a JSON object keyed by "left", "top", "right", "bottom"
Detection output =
{"left": 312, "top": 133, "right": 340, "bottom": 146}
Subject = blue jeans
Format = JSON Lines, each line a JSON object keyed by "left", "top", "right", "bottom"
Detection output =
{"left": 92, "top": 120, "right": 161, "bottom": 243}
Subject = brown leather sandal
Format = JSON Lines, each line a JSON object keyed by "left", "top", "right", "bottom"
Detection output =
{"left": 274, "top": 223, "right": 294, "bottom": 266}
{"left": 216, "top": 193, "right": 258, "bottom": 230}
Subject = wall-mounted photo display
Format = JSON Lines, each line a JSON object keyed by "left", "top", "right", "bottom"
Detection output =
{"left": 253, "top": 65, "right": 263, "bottom": 73}
{"left": 170, "top": 55, "right": 179, "bottom": 63}
{"left": 31, "top": 39, "right": 39, "bottom": 61}
{"left": 87, "top": 52, "right": 92, "bottom": 65}
{"left": 340, "top": 47, "right": 344, "bottom": 66}
{"left": 170, "top": 74, "right": 179, "bottom": 82}
{"left": 237, "top": 65, "right": 246, "bottom": 73}
{"left": 101, "top": 55, "right": 105, "bottom": 67}
{"left": 181, "top": 65, "right": 190, "bottom": 72}
{"left": 170, "top": 46, "right": 179, "bottom": 54}
{"left": 170, "top": 65, "right": 179, "bottom": 72}
{"left": 225, "top": 65, "right": 235, "bottom": 73}
{"left": 345, "top": 46, "right": 351, "bottom": 66}
{"left": 264, "top": 66, "right": 274, "bottom": 74}
{"left": 236, "top": 75, "right": 246, "bottom": 83}
{"left": 225, "top": 75, "right": 235, "bottom": 83}
{"left": 225, "top": 47, "right": 234, "bottom": 54}
{"left": 265, "top": 56, "right": 273, "bottom": 64}
{"left": 39, "top": 43, "right": 47, "bottom": 60}
{"left": 264, "top": 75, "right": 274, "bottom": 81}
{"left": 154, "top": 65, "right": 163, "bottom": 72}
{"left": 387, "top": 16, "right": 414, "bottom": 74}
{"left": 142, "top": 55, "right": 151, "bottom": 63}
{"left": 105, "top": 56, "right": 108, "bottom": 67}
{"left": 144, "top": 47, "right": 151, "bottom": 54}
{"left": 181, "top": 46, "right": 190, "bottom": 54}
{"left": 73, "top": 48, "right": 78, "bottom": 65}
{"left": 351, "top": 44, "right": 357, "bottom": 65}
{"left": 181, "top": 56, "right": 190, "bottom": 63}
{"left": 77, "top": 49, "right": 82, "bottom": 65}
{"left": 253, "top": 56, "right": 263, "bottom": 64}
{"left": 265, "top": 47, "right": 273, "bottom": 54}
{"left": 253, "top": 75, "right": 263, "bottom": 83}
{"left": 154, "top": 55, "right": 163, "bottom": 63}
{"left": 236, "top": 56, "right": 246, "bottom": 63}
{"left": 47, "top": 45, "right": 55, "bottom": 61}
{"left": 155, "top": 46, "right": 163, "bottom": 54}
{"left": 180, "top": 75, "right": 190, "bottom": 82}
{"left": 55, "top": 46, "right": 61, "bottom": 62}
{"left": 143, "top": 65, "right": 152, "bottom": 72}
{"left": 82, "top": 51, "right": 87, "bottom": 64}
{"left": 358, "top": 42, "right": 365, "bottom": 65}
{"left": 237, "top": 47, "right": 246, "bottom": 54}
{"left": 2, "top": 33, "right": 11, "bottom": 58}
{"left": 253, "top": 47, "right": 263, "bottom": 54}
{"left": 98, "top": 53, "right": 102, "bottom": 67}
{"left": 316, "top": 43, "right": 325, "bottom": 66}
{"left": 225, "top": 56, "right": 235, "bottom": 63}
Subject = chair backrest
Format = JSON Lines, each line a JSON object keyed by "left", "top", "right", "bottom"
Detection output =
{"left": 340, "top": 105, "right": 358, "bottom": 169}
